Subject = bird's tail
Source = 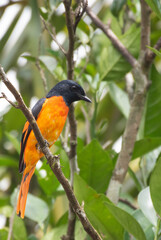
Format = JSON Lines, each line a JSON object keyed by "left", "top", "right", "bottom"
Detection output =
{"left": 16, "top": 166, "right": 36, "bottom": 218}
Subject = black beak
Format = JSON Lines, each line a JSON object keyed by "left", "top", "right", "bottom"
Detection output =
{"left": 79, "top": 94, "right": 92, "bottom": 103}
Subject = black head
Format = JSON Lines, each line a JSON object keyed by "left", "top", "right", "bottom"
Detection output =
{"left": 46, "top": 80, "right": 91, "bottom": 106}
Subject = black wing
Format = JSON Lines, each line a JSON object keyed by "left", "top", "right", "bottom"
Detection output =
{"left": 19, "top": 97, "right": 46, "bottom": 173}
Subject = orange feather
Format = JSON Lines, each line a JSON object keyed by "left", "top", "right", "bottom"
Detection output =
{"left": 17, "top": 96, "right": 69, "bottom": 218}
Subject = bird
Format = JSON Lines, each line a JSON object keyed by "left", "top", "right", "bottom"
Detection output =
{"left": 16, "top": 80, "right": 91, "bottom": 218}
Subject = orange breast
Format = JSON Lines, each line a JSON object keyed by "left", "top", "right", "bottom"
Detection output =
{"left": 23, "top": 96, "right": 69, "bottom": 173}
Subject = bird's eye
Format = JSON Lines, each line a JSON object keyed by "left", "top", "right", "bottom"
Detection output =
{"left": 71, "top": 85, "right": 77, "bottom": 91}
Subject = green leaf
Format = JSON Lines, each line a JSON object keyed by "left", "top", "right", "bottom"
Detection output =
{"left": 77, "top": 139, "right": 113, "bottom": 193}
{"left": 78, "top": 19, "right": 90, "bottom": 36}
{"left": 108, "top": 82, "right": 130, "bottom": 118}
{"left": 105, "top": 202, "right": 146, "bottom": 240}
{"left": 74, "top": 174, "right": 124, "bottom": 240}
{"left": 128, "top": 167, "right": 142, "bottom": 191}
{"left": 144, "top": 66, "right": 161, "bottom": 137}
{"left": 111, "top": 0, "right": 127, "bottom": 17}
{"left": 144, "top": 0, "right": 161, "bottom": 19}
{"left": 147, "top": 46, "right": 161, "bottom": 58}
{"left": 11, "top": 188, "right": 49, "bottom": 223}
{"left": 150, "top": 157, "right": 161, "bottom": 217}
{"left": 5, "top": 131, "right": 20, "bottom": 154}
{"left": 138, "top": 187, "right": 157, "bottom": 227}
{"left": 39, "top": 56, "right": 57, "bottom": 75}
{"left": 0, "top": 155, "right": 17, "bottom": 167}
{"left": 132, "top": 137, "right": 161, "bottom": 160}
{"left": 132, "top": 209, "right": 154, "bottom": 240}
{"left": 100, "top": 24, "right": 140, "bottom": 81}
{"left": 13, "top": 215, "right": 27, "bottom": 240}
{"left": 35, "top": 160, "right": 60, "bottom": 196}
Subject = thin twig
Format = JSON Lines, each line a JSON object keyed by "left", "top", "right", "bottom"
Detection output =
{"left": 40, "top": 16, "right": 67, "bottom": 56}
{"left": 7, "top": 201, "right": 17, "bottom": 240}
{"left": 62, "top": 0, "right": 78, "bottom": 238}
{"left": 35, "top": 59, "right": 48, "bottom": 94}
{"left": 0, "top": 92, "right": 19, "bottom": 108}
{"left": 74, "top": 0, "right": 88, "bottom": 33}
{"left": 86, "top": 7, "right": 138, "bottom": 68}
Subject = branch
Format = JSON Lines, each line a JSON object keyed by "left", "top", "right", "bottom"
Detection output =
{"left": 40, "top": 16, "right": 67, "bottom": 57}
{"left": 7, "top": 200, "right": 17, "bottom": 240}
{"left": 0, "top": 65, "right": 102, "bottom": 240}
{"left": 74, "top": 0, "right": 88, "bottom": 33}
{"left": 86, "top": 7, "right": 138, "bottom": 68}
{"left": 63, "top": 0, "right": 79, "bottom": 238}
{"left": 106, "top": 0, "right": 150, "bottom": 203}
{"left": 63, "top": 0, "right": 75, "bottom": 80}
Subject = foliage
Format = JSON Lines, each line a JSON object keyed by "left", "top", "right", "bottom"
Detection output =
{"left": 0, "top": 0, "right": 161, "bottom": 239}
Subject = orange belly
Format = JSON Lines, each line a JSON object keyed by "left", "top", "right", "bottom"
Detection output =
{"left": 23, "top": 96, "right": 69, "bottom": 174}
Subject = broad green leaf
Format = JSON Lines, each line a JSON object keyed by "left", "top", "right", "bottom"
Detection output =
{"left": 100, "top": 24, "right": 140, "bottom": 81}
{"left": 147, "top": 46, "right": 161, "bottom": 58}
{"left": 144, "top": 0, "right": 161, "bottom": 19}
{"left": 150, "top": 157, "right": 161, "bottom": 217}
{"left": 13, "top": 215, "right": 27, "bottom": 240}
{"left": 0, "top": 155, "right": 17, "bottom": 167}
{"left": 5, "top": 131, "right": 20, "bottom": 154}
{"left": 11, "top": 188, "right": 49, "bottom": 223}
{"left": 132, "top": 137, "right": 161, "bottom": 160}
{"left": 144, "top": 66, "right": 161, "bottom": 137}
{"left": 108, "top": 82, "right": 130, "bottom": 118}
{"left": 78, "top": 139, "right": 113, "bottom": 193}
{"left": 74, "top": 174, "right": 124, "bottom": 240}
{"left": 105, "top": 202, "right": 146, "bottom": 240}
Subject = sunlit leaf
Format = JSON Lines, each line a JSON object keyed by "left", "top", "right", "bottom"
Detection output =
{"left": 105, "top": 202, "right": 146, "bottom": 240}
